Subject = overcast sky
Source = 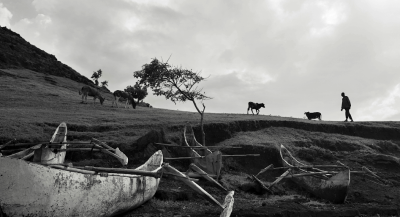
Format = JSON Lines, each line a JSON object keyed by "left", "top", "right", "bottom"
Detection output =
{"left": 1, "top": 0, "right": 400, "bottom": 121}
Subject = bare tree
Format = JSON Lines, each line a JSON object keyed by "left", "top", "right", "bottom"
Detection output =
{"left": 134, "top": 58, "right": 211, "bottom": 145}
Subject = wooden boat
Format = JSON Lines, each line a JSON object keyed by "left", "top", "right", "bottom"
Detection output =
{"left": 33, "top": 122, "right": 68, "bottom": 164}
{"left": 280, "top": 144, "right": 350, "bottom": 204}
{"left": 5, "top": 122, "right": 68, "bottom": 163}
{"left": 0, "top": 148, "right": 163, "bottom": 217}
{"left": 184, "top": 125, "right": 222, "bottom": 179}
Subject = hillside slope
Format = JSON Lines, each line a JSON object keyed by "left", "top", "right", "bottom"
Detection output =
{"left": 0, "top": 26, "right": 93, "bottom": 85}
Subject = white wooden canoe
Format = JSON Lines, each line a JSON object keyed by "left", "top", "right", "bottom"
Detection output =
{"left": 33, "top": 122, "right": 68, "bottom": 164}
{"left": 184, "top": 125, "right": 222, "bottom": 179}
{"left": 0, "top": 150, "right": 163, "bottom": 217}
{"left": 280, "top": 144, "right": 350, "bottom": 203}
{"left": 6, "top": 122, "right": 68, "bottom": 163}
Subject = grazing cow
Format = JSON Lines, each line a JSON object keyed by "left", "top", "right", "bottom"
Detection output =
{"left": 247, "top": 102, "right": 265, "bottom": 115}
{"left": 79, "top": 86, "right": 105, "bottom": 105}
{"left": 112, "top": 90, "right": 136, "bottom": 109}
{"left": 304, "top": 112, "right": 322, "bottom": 120}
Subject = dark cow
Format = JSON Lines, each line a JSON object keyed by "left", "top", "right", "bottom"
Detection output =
{"left": 79, "top": 86, "right": 105, "bottom": 105}
{"left": 247, "top": 102, "right": 265, "bottom": 115}
{"left": 112, "top": 90, "right": 136, "bottom": 109}
{"left": 304, "top": 112, "right": 322, "bottom": 120}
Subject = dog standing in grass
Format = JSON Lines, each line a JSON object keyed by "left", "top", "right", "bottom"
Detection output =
{"left": 304, "top": 112, "right": 322, "bottom": 120}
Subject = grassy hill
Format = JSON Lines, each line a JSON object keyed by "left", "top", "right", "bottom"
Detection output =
{"left": 1, "top": 68, "right": 400, "bottom": 216}
{"left": 1, "top": 27, "right": 400, "bottom": 216}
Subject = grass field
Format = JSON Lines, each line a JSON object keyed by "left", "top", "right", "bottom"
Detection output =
{"left": 2, "top": 68, "right": 400, "bottom": 216}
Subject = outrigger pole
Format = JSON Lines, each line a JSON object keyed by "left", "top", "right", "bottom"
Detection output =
{"left": 154, "top": 142, "right": 242, "bottom": 149}
{"left": 164, "top": 154, "right": 260, "bottom": 160}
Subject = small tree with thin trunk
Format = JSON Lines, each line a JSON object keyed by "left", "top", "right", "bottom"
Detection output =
{"left": 101, "top": 80, "right": 108, "bottom": 87}
{"left": 125, "top": 82, "right": 148, "bottom": 104}
{"left": 91, "top": 69, "right": 102, "bottom": 86}
{"left": 134, "top": 58, "right": 211, "bottom": 145}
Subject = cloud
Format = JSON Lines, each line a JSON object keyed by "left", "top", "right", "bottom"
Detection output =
{"left": 356, "top": 84, "right": 400, "bottom": 121}
{"left": 4, "top": 0, "right": 400, "bottom": 120}
{"left": 0, "top": 3, "right": 12, "bottom": 28}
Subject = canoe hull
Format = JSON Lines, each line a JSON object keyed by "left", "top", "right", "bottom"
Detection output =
{"left": 0, "top": 151, "right": 163, "bottom": 217}
{"left": 289, "top": 170, "right": 350, "bottom": 203}
{"left": 33, "top": 122, "right": 68, "bottom": 164}
{"left": 280, "top": 145, "right": 350, "bottom": 204}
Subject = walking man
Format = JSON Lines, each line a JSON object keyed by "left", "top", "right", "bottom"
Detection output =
{"left": 341, "top": 92, "right": 353, "bottom": 122}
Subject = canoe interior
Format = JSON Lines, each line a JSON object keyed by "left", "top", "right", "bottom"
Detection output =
{"left": 280, "top": 145, "right": 350, "bottom": 204}
{"left": 184, "top": 125, "right": 222, "bottom": 178}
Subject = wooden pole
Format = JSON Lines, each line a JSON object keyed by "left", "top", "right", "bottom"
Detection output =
{"left": 271, "top": 165, "right": 346, "bottom": 170}
{"left": 164, "top": 154, "right": 260, "bottom": 160}
{"left": 7, "top": 142, "right": 91, "bottom": 147}
{"left": 164, "top": 156, "right": 204, "bottom": 160}
{"left": 91, "top": 138, "right": 128, "bottom": 166}
{"left": 189, "top": 163, "right": 228, "bottom": 191}
{"left": 162, "top": 172, "right": 200, "bottom": 182}
{"left": 56, "top": 148, "right": 113, "bottom": 152}
{"left": 77, "top": 166, "right": 162, "bottom": 178}
{"left": 362, "top": 166, "right": 390, "bottom": 185}
{"left": 162, "top": 164, "right": 223, "bottom": 208}
{"left": 269, "top": 169, "right": 291, "bottom": 188}
{"left": 92, "top": 138, "right": 115, "bottom": 151}
{"left": 222, "top": 154, "right": 260, "bottom": 157}
{"left": 251, "top": 175, "right": 273, "bottom": 194}
{"left": 337, "top": 161, "right": 349, "bottom": 169}
{"left": 0, "top": 139, "right": 16, "bottom": 150}
{"left": 154, "top": 143, "right": 242, "bottom": 149}
{"left": 255, "top": 164, "right": 274, "bottom": 177}
{"left": 280, "top": 171, "right": 336, "bottom": 179}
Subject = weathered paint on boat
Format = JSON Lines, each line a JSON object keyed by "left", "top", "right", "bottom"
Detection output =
{"left": 184, "top": 125, "right": 222, "bottom": 178}
{"left": 280, "top": 145, "right": 350, "bottom": 204}
{"left": 33, "top": 122, "right": 68, "bottom": 164}
{"left": 0, "top": 150, "right": 163, "bottom": 217}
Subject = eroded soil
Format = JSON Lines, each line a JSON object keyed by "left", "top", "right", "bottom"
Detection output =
{"left": 124, "top": 124, "right": 400, "bottom": 217}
